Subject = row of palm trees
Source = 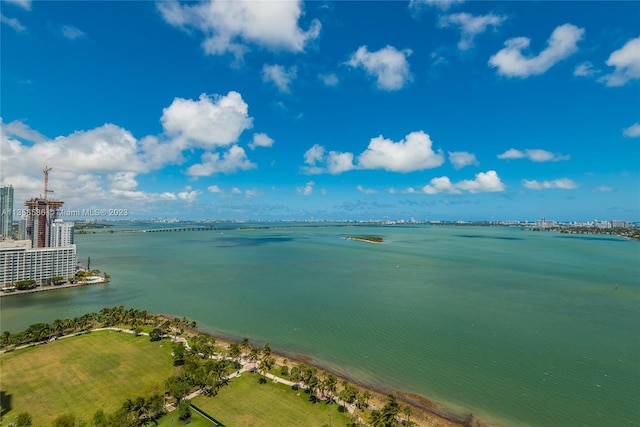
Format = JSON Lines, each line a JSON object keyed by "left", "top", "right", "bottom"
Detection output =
{"left": 2, "top": 309, "right": 418, "bottom": 427}
{"left": 0, "top": 306, "right": 200, "bottom": 350}
{"left": 229, "top": 340, "right": 417, "bottom": 427}
{"left": 96, "top": 392, "right": 164, "bottom": 427}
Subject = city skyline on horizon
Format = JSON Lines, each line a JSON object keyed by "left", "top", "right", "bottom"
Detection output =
{"left": 1, "top": 1, "right": 639, "bottom": 222}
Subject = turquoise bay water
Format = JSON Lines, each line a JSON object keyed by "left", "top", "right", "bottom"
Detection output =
{"left": 1, "top": 224, "right": 639, "bottom": 426}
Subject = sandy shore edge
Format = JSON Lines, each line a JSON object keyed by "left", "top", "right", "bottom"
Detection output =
{"left": 178, "top": 321, "right": 480, "bottom": 427}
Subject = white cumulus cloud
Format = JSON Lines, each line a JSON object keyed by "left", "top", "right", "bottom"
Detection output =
{"left": 249, "top": 132, "right": 274, "bottom": 149}
{"left": 207, "top": 185, "right": 224, "bottom": 193}
{"left": 489, "top": 23, "right": 584, "bottom": 77}
{"left": 262, "top": 64, "right": 297, "bottom": 93}
{"left": 297, "top": 181, "right": 315, "bottom": 196}
{"left": 448, "top": 151, "right": 479, "bottom": 169}
{"left": 422, "top": 170, "right": 505, "bottom": 194}
{"left": 301, "top": 131, "right": 444, "bottom": 174}
{"left": 301, "top": 151, "right": 351, "bottom": 176}
{"left": 358, "top": 131, "right": 444, "bottom": 172}
{"left": 497, "top": 148, "right": 569, "bottom": 162}
{"left": 522, "top": 178, "right": 578, "bottom": 190}
{"left": 347, "top": 45, "right": 413, "bottom": 91}
{"left": 0, "top": 89, "right": 267, "bottom": 213}
{"left": 326, "top": 151, "right": 355, "bottom": 175}
{"left": 109, "top": 172, "right": 139, "bottom": 191}
{"left": 439, "top": 12, "right": 506, "bottom": 51}
{"left": 623, "top": 122, "right": 640, "bottom": 138}
{"left": 177, "top": 187, "right": 202, "bottom": 202}
{"left": 599, "top": 37, "right": 640, "bottom": 87}
{"left": 303, "top": 144, "right": 325, "bottom": 165}
{"left": 574, "top": 61, "right": 599, "bottom": 77}
{"left": 161, "top": 91, "right": 253, "bottom": 149}
{"left": 157, "top": 0, "right": 321, "bottom": 60}
{"left": 186, "top": 145, "right": 256, "bottom": 176}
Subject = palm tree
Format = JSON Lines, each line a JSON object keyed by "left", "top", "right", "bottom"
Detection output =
{"left": 241, "top": 338, "right": 251, "bottom": 360}
{"left": 369, "top": 409, "right": 384, "bottom": 427}
{"left": 403, "top": 405, "right": 413, "bottom": 426}
{"left": 324, "top": 374, "right": 338, "bottom": 403}
{"left": 262, "top": 342, "right": 271, "bottom": 359}
{"left": 51, "top": 319, "right": 64, "bottom": 337}
{"left": 0, "top": 330, "right": 12, "bottom": 347}
{"left": 290, "top": 365, "right": 301, "bottom": 392}
{"left": 134, "top": 396, "right": 151, "bottom": 423}
{"left": 307, "top": 375, "right": 320, "bottom": 401}
{"left": 362, "top": 390, "right": 371, "bottom": 408}
{"left": 259, "top": 342, "right": 272, "bottom": 378}
{"left": 122, "top": 398, "right": 136, "bottom": 424}
{"left": 259, "top": 357, "right": 275, "bottom": 380}
{"left": 249, "top": 347, "right": 261, "bottom": 371}
{"left": 381, "top": 394, "right": 400, "bottom": 426}
{"left": 228, "top": 343, "right": 241, "bottom": 368}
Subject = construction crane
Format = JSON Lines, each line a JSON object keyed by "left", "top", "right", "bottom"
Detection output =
{"left": 43, "top": 166, "right": 53, "bottom": 200}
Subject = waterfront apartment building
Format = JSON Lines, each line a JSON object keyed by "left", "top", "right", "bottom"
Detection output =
{"left": 0, "top": 241, "right": 77, "bottom": 286}
{"left": 0, "top": 185, "right": 14, "bottom": 239}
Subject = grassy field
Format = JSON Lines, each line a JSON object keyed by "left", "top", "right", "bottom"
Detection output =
{"left": 0, "top": 331, "right": 174, "bottom": 426}
{"left": 156, "top": 410, "right": 215, "bottom": 427}
{"left": 191, "top": 374, "right": 352, "bottom": 427}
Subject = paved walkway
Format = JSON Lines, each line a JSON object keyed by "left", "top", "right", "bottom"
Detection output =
{"left": 0, "top": 279, "right": 108, "bottom": 298}
{"left": 0, "top": 327, "right": 367, "bottom": 422}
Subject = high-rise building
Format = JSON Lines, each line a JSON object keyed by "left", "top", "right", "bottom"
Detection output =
{"left": 50, "top": 219, "right": 74, "bottom": 247}
{"left": 0, "top": 185, "right": 14, "bottom": 239}
{"left": 0, "top": 241, "right": 77, "bottom": 286}
{"left": 24, "top": 198, "right": 64, "bottom": 248}
{"left": 18, "top": 214, "right": 28, "bottom": 240}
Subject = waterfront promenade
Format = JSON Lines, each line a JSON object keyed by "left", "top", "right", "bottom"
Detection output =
{"left": 0, "top": 277, "right": 107, "bottom": 298}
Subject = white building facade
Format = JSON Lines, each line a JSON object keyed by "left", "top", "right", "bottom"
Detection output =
{"left": 0, "top": 242, "right": 77, "bottom": 286}
{"left": 50, "top": 219, "right": 75, "bottom": 247}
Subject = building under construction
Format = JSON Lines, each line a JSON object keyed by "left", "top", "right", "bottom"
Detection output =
{"left": 23, "top": 166, "right": 65, "bottom": 248}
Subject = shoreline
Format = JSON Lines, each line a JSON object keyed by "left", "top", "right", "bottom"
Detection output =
{"left": 185, "top": 321, "right": 478, "bottom": 427}
{"left": 0, "top": 278, "right": 108, "bottom": 298}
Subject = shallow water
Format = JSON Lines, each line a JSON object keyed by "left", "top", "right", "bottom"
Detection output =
{"left": 2, "top": 224, "right": 639, "bottom": 426}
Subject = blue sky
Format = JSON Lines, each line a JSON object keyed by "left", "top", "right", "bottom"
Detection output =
{"left": 1, "top": 0, "right": 639, "bottom": 221}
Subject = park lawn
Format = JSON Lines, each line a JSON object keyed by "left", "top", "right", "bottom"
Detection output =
{"left": 191, "top": 373, "right": 351, "bottom": 427}
{"left": 0, "top": 331, "right": 174, "bottom": 426}
{"left": 156, "top": 410, "right": 215, "bottom": 427}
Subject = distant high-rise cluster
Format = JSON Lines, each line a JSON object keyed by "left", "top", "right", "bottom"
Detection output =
{"left": 0, "top": 168, "right": 77, "bottom": 287}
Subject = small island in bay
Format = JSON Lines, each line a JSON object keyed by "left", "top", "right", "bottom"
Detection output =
{"left": 345, "top": 235, "right": 384, "bottom": 244}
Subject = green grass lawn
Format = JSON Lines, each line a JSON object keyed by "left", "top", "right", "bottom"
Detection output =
{"left": 0, "top": 331, "right": 174, "bottom": 426}
{"left": 191, "top": 373, "right": 351, "bottom": 427}
{"left": 156, "top": 410, "right": 215, "bottom": 427}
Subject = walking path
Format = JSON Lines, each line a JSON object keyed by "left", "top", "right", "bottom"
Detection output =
{"left": 0, "top": 279, "right": 108, "bottom": 298}
{"left": 1, "top": 327, "right": 369, "bottom": 423}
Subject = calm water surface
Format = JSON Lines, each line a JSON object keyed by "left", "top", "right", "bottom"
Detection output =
{"left": 2, "top": 224, "right": 639, "bottom": 426}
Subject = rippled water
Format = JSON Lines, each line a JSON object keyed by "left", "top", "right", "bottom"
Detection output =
{"left": 2, "top": 224, "right": 639, "bottom": 426}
